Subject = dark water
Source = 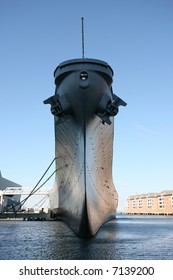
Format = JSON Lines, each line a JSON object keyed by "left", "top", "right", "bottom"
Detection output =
{"left": 0, "top": 214, "right": 173, "bottom": 260}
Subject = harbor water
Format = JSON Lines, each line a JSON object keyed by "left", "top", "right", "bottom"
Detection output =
{"left": 0, "top": 214, "right": 173, "bottom": 260}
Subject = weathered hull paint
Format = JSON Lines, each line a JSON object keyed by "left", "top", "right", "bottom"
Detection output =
{"left": 44, "top": 59, "right": 126, "bottom": 237}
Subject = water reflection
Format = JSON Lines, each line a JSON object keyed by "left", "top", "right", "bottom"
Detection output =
{"left": 0, "top": 215, "right": 173, "bottom": 259}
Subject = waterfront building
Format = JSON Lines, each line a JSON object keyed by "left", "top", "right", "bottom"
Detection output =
{"left": 126, "top": 190, "right": 173, "bottom": 215}
{"left": 0, "top": 171, "right": 22, "bottom": 212}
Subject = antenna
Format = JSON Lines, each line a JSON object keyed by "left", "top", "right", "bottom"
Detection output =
{"left": 81, "top": 17, "right": 85, "bottom": 59}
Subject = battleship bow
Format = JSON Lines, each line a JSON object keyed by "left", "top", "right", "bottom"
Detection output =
{"left": 44, "top": 58, "right": 126, "bottom": 237}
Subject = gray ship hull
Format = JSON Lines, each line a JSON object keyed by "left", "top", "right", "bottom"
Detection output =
{"left": 44, "top": 59, "right": 126, "bottom": 237}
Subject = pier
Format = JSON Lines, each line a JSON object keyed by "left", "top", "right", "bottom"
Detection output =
{"left": 0, "top": 187, "right": 51, "bottom": 220}
{"left": 0, "top": 210, "right": 51, "bottom": 220}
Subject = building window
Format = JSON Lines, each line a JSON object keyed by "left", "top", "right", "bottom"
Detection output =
{"left": 138, "top": 199, "right": 143, "bottom": 208}
{"left": 171, "top": 196, "right": 173, "bottom": 206}
{"left": 132, "top": 200, "right": 137, "bottom": 208}
{"left": 158, "top": 196, "right": 164, "bottom": 208}
{"left": 147, "top": 197, "right": 154, "bottom": 208}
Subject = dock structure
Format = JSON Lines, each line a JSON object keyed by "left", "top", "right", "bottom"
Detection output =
{"left": 0, "top": 171, "right": 22, "bottom": 213}
{"left": 0, "top": 186, "right": 50, "bottom": 207}
{"left": 0, "top": 187, "right": 51, "bottom": 220}
{"left": 0, "top": 210, "right": 50, "bottom": 220}
{"left": 1, "top": 187, "right": 50, "bottom": 196}
{"left": 0, "top": 170, "right": 53, "bottom": 222}
{"left": 125, "top": 190, "right": 173, "bottom": 215}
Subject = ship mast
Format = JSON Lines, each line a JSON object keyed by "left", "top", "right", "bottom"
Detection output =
{"left": 81, "top": 17, "right": 85, "bottom": 59}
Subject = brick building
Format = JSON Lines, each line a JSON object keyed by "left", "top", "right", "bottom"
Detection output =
{"left": 126, "top": 190, "right": 173, "bottom": 215}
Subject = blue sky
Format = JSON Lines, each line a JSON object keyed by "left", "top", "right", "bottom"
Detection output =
{"left": 0, "top": 0, "right": 173, "bottom": 211}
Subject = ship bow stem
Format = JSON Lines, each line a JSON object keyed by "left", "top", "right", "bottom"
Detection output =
{"left": 44, "top": 58, "right": 126, "bottom": 237}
